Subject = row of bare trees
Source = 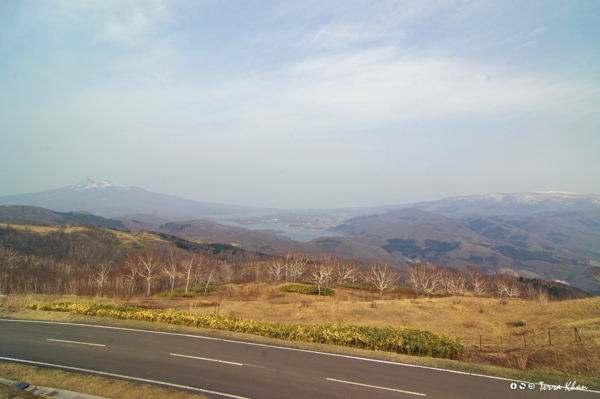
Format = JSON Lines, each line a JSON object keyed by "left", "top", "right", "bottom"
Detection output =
{"left": 1, "top": 241, "right": 559, "bottom": 300}
{"left": 261, "top": 253, "right": 555, "bottom": 300}
{"left": 0, "top": 245, "right": 262, "bottom": 297}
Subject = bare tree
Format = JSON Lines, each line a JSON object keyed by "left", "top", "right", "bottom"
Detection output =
{"left": 494, "top": 279, "right": 509, "bottom": 297}
{"left": 247, "top": 261, "right": 264, "bottom": 283}
{"left": 587, "top": 267, "right": 600, "bottom": 286}
{"left": 310, "top": 259, "right": 335, "bottom": 295}
{"left": 404, "top": 264, "right": 420, "bottom": 296}
{"left": 534, "top": 285, "right": 548, "bottom": 302}
{"left": 162, "top": 251, "right": 179, "bottom": 294}
{"left": 139, "top": 250, "right": 161, "bottom": 296}
{"left": 92, "top": 260, "right": 113, "bottom": 294}
{"left": 442, "top": 269, "right": 468, "bottom": 296}
{"left": 267, "top": 259, "right": 285, "bottom": 284}
{"left": 367, "top": 263, "right": 400, "bottom": 299}
{"left": 467, "top": 266, "right": 487, "bottom": 296}
{"left": 284, "top": 252, "right": 309, "bottom": 283}
{"left": 405, "top": 263, "right": 441, "bottom": 297}
{"left": 220, "top": 263, "right": 235, "bottom": 295}
{"left": 336, "top": 261, "right": 357, "bottom": 289}
{"left": 0, "top": 248, "right": 20, "bottom": 269}
{"left": 203, "top": 261, "right": 221, "bottom": 295}
{"left": 524, "top": 283, "right": 534, "bottom": 300}
{"left": 182, "top": 254, "right": 208, "bottom": 294}
{"left": 506, "top": 282, "right": 520, "bottom": 299}
{"left": 121, "top": 253, "right": 141, "bottom": 295}
{"left": 182, "top": 255, "right": 195, "bottom": 294}
{"left": 440, "top": 268, "right": 457, "bottom": 295}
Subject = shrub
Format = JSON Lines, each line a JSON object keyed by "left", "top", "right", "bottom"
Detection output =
{"left": 346, "top": 283, "right": 412, "bottom": 293}
{"left": 157, "top": 285, "right": 219, "bottom": 297}
{"left": 29, "top": 301, "right": 466, "bottom": 359}
{"left": 278, "top": 283, "right": 335, "bottom": 296}
{"left": 506, "top": 321, "right": 526, "bottom": 327}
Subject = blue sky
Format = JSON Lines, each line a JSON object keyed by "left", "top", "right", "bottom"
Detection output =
{"left": 1, "top": 1, "right": 599, "bottom": 208}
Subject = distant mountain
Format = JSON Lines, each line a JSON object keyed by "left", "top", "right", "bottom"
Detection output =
{"left": 0, "top": 205, "right": 127, "bottom": 230}
{"left": 412, "top": 192, "right": 600, "bottom": 217}
{"left": 331, "top": 208, "right": 600, "bottom": 293}
{"left": 0, "top": 178, "right": 272, "bottom": 220}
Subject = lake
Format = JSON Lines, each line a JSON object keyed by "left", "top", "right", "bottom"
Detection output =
{"left": 198, "top": 213, "right": 347, "bottom": 242}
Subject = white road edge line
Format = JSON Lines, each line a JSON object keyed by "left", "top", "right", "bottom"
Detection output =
{"left": 327, "top": 378, "right": 426, "bottom": 396}
{"left": 5, "top": 319, "right": 600, "bottom": 395}
{"left": 47, "top": 339, "right": 105, "bottom": 347}
{"left": 171, "top": 353, "right": 243, "bottom": 366}
{"left": 0, "top": 356, "right": 251, "bottom": 399}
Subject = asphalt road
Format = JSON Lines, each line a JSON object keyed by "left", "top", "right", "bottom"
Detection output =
{"left": 0, "top": 319, "right": 596, "bottom": 399}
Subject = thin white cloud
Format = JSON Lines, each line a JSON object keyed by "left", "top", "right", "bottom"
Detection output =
{"left": 1, "top": 1, "right": 599, "bottom": 206}
{"left": 527, "top": 26, "right": 548, "bottom": 38}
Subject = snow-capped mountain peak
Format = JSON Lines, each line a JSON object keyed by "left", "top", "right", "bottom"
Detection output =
{"left": 71, "top": 178, "right": 116, "bottom": 190}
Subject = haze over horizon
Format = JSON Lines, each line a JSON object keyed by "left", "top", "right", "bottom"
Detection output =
{"left": 1, "top": 1, "right": 599, "bottom": 209}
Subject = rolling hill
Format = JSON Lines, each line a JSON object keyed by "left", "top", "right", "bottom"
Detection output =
{"left": 2, "top": 182, "right": 599, "bottom": 293}
{"left": 329, "top": 208, "right": 600, "bottom": 293}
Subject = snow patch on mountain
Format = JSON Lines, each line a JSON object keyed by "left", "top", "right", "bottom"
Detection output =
{"left": 441, "top": 191, "right": 599, "bottom": 205}
{"left": 71, "top": 178, "right": 117, "bottom": 190}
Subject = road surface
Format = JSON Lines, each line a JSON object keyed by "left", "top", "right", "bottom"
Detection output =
{"left": 0, "top": 319, "right": 596, "bottom": 398}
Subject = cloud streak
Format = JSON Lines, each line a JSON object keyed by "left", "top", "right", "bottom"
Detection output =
{"left": 0, "top": 1, "right": 598, "bottom": 208}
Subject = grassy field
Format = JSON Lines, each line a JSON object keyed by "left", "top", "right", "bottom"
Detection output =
{"left": 2, "top": 284, "right": 599, "bottom": 389}
{"left": 0, "top": 222, "right": 170, "bottom": 249}
{"left": 0, "top": 223, "right": 86, "bottom": 234}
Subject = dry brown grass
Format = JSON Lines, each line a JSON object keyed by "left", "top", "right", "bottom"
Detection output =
{"left": 0, "top": 383, "right": 44, "bottom": 398}
{"left": 0, "top": 362, "right": 207, "bottom": 399}
{"left": 0, "top": 223, "right": 168, "bottom": 249}
{"left": 3, "top": 284, "right": 600, "bottom": 381}
{"left": 0, "top": 223, "right": 87, "bottom": 234}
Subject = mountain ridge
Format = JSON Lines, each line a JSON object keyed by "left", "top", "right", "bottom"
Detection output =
{"left": 0, "top": 178, "right": 273, "bottom": 220}
{"left": 411, "top": 191, "right": 600, "bottom": 217}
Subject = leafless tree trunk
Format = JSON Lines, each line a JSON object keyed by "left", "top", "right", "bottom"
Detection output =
{"left": 122, "top": 253, "right": 141, "bottom": 295}
{"left": 441, "top": 269, "right": 456, "bottom": 295}
{"left": 404, "top": 265, "right": 420, "bottom": 296}
{"left": 139, "top": 251, "right": 161, "bottom": 296}
{"left": 310, "top": 259, "right": 335, "bottom": 295}
{"left": 220, "top": 263, "right": 234, "bottom": 295}
{"left": 367, "top": 263, "right": 400, "bottom": 299}
{"left": 92, "top": 260, "right": 113, "bottom": 294}
{"left": 495, "top": 279, "right": 509, "bottom": 297}
{"left": 534, "top": 285, "right": 548, "bottom": 302}
{"left": 336, "top": 261, "right": 357, "bottom": 289}
{"left": 453, "top": 270, "right": 468, "bottom": 296}
{"left": 182, "top": 254, "right": 207, "bottom": 294}
{"left": 204, "top": 262, "right": 220, "bottom": 295}
{"left": 182, "top": 255, "right": 195, "bottom": 294}
{"left": 162, "top": 251, "right": 179, "bottom": 294}
{"left": 284, "top": 252, "right": 308, "bottom": 283}
{"left": 507, "top": 282, "right": 520, "bottom": 299}
{"left": 405, "top": 263, "right": 442, "bottom": 296}
{"left": 267, "top": 260, "right": 285, "bottom": 284}
{"left": 467, "top": 266, "right": 487, "bottom": 296}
